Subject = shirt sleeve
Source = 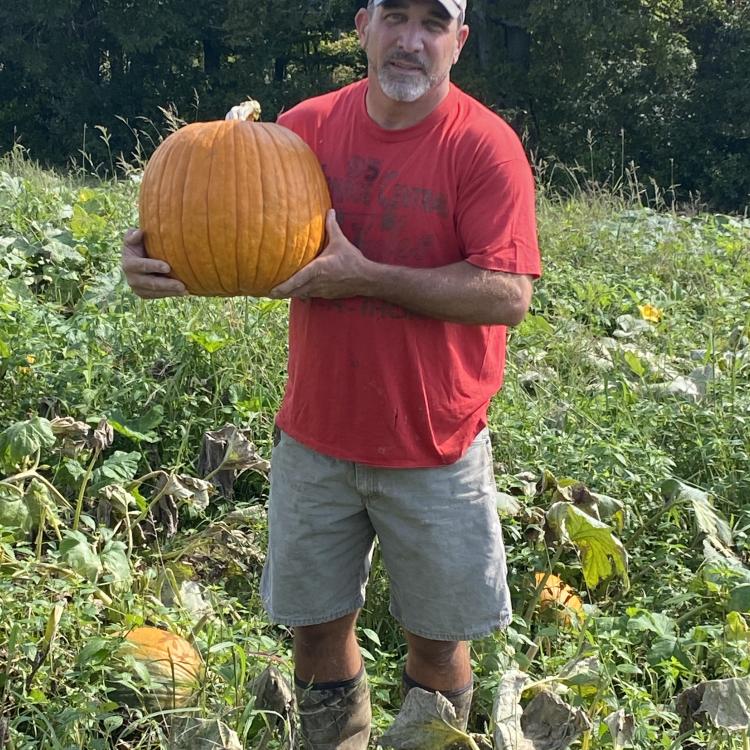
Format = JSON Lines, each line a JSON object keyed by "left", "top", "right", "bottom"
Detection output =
{"left": 456, "top": 156, "right": 542, "bottom": 278}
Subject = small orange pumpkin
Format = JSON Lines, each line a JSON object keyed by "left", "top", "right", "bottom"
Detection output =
{"left": 110, "top": 626, "right": 203, "bottom": 711}
{"left": 139, "top": 118, "right": 331, "bottom": 297}
{"left": 535, "top": 572, "right": 583, "bottom": 626}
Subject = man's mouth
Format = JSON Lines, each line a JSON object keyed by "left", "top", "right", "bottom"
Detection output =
{"left": 388, "top": 60, "right": 425, "bottom": 73}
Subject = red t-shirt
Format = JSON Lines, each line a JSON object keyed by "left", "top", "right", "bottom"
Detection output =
{"left": 274, "top": 79, "right": 541, "bottom": 467}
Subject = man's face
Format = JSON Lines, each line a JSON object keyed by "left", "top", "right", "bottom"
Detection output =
{"left": 356, "top": 0, "right": 469, "bottom": 103}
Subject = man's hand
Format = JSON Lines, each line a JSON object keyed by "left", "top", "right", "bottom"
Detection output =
{"left": 269, "top": 210, "right": 372, "bottom": 300}
{"left": 121, "top": 229, "right": 188, "bottom": 299}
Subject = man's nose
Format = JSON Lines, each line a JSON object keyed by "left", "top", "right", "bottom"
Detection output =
{"left": 396, "top": 22, "right": 425, "bottom": 53}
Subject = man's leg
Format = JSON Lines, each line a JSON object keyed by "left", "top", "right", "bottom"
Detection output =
{"left": 402, "top": 632, "right": 473, "bottom": 730}
{"left": 294, "top": 613, "right": 372, "bottom": 749}
{"left": 295, "top": 612, "right": 362, "bottom": 683}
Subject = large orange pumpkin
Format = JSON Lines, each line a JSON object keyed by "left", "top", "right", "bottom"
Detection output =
{"left": 139, "top": 119, "right": 331, "bottom": 297}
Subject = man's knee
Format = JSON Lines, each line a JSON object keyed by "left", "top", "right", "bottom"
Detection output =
{"left": 295, "top": 612, "right": 359, "bottom": 651}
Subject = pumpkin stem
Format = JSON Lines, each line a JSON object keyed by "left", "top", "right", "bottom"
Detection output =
{"left": 235, "top": 99, "right": 262, "bottom": 122}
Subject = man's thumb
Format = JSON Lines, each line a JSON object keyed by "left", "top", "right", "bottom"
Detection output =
{"left": 325, "top": 208, "right": 340, "bottom": 235}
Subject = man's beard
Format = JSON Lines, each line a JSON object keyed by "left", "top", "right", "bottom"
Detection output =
{"left": 373, "top": 53, "right": 448, "bottom": 103}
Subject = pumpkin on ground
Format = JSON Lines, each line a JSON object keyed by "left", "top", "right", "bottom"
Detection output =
{"left": 535, "top": 572, "right": 584, "bottom": 626}
{"left": 109, "top": 626, "right": 203, "bottom": 711}
{"left": 138, "top": 115, "right": 331, "bottom": 297}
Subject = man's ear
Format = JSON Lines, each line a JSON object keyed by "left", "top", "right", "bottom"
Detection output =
{"left": 453, "top": 24, "right": 469, "bottom": 64}
{"left": 354, "top": 8, "right": 370, "bottom": 49}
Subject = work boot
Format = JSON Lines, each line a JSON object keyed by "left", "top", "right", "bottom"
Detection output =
{"left": 295, "top": 666, "right": 371, "bottom": 749}
{"left": 401, "top": 670, "right": 474, "bottom": 731}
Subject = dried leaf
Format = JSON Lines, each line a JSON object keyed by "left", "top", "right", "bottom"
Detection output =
{"left": 613, "top": 315, "right": 652, "bottom": 338}
{"left": 252, "top": 666, "right": 294, "bottom": 720}
{"left": 520, "top": 691, "right": 592, "bottom": 748}
{"left": 50, "top": 416, "right": 89, "bottom": 439}
{"left": 497, "top": 492, "right": 522, "bottom": 516}
{"left": 604, "top": 709, "right": 635, "bottom": 749}
{"left": 493, "top": 670, "right": 531, "bottom": 750}
{"left": 677, "top": 677, "right": 750, "bottom": 733}
{"left": 198, "top": 425, "right": 270, "bottom": 499}
{"left": 171, "top": 717, "right": 243, "bottom": 750}
{"left": 379, "top": 688, "right": 479, "bottom": 749}
{"left": 88, "top": 418, "right": 114, "bottom": 452}
{"left": 98, "top": 484, "right": 138, "bottom": 518}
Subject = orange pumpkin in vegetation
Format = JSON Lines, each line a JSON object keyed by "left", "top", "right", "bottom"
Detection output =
{"left": 109, "top": 626, "right": 203, "bottom": 711}
{"left": 139, "top": 117, "right": 331, "bottom": 297}
{"left": 535, "top": 572, "right": 584, "bottom": 626}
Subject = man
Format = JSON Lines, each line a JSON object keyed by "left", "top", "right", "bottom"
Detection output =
{"left": 123, "top": 0, "right": 541, "bottom": 747}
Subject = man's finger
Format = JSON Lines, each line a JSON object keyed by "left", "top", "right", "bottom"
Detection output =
{"left": 122, "top": 255, "right": 172, "bottom": 275}
{"left": 124, "top": 227, "right": 143, "bottom": 244}
{"left": 325, "top": 209, "right": 341, "bottom": 238}
{"left": 270, "top": 266, "right": 316, "bottom": 298}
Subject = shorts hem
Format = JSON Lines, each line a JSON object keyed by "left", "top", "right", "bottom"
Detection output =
{"left": 393, "top": 610, "right": 512, "bottom": 641}
{"left": 262, "top": 599, "right": 364, "bottom": 628}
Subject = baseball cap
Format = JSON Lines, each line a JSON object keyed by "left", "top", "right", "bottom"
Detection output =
{"left": 373, "top": 0, "right": 466, "bottom": 19}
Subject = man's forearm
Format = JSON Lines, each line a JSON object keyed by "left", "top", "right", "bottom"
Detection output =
{"left": 360, "top": 259, "right": 533, "bottom": 326}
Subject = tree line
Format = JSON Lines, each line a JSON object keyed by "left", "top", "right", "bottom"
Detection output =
{"left": 1, "top": 0, "right": 748, "bottom": 212}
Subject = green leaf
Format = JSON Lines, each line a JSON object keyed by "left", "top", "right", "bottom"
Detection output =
{"left": 728, "top": 584, "right": 750, "bottom": 613}
{"left": 58, "top": 529, "right": 102, "bottom": 582}
{"left": 546, "top": 502, "right": 629, "bottom": 589}
{"left": 90, "top": 451, "right": 141, "bottom": 492}
{"left": 361, "top": 628, "right": 381, "bottom": 647}
{"left": 624, "top": 350, "right": 646, "bottom": 377}
{"left": 99, "top": 539, "right": 132, "bottom": 593}
{"left": 0, "top": 417, "right": 55, "bottom": 472}
{"left": 0, "top": 484, "right": 32, "bottom": 539}
{"left": 186, "top": 330, "right": 230, "bottom": 353}
{"left": 75, "top": 636, "right": 111, "bottom": 667}
{"left": 108, "top": 406, "right": 163, "bottom": 444}
{"left": 662, "top": 479, "right": 732, "bottom": 547}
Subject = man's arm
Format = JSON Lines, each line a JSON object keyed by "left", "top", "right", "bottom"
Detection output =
{"left": 270, "top": 210, "right": 533, "bottom": 326}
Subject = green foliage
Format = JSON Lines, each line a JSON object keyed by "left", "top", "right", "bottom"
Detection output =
{"left": 1, "top": 2, "right": 747, "bottom": 210}
{"left": 1, "top": 156, "right": 750, "bottom": 747}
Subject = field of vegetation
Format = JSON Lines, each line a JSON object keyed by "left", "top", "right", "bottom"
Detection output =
{"left": 0, "top": 143, "right": 749, "bottom": 749}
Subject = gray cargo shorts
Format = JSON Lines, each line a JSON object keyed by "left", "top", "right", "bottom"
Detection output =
{"left": 260, "top": 428, "right": 512, "bottom": 641}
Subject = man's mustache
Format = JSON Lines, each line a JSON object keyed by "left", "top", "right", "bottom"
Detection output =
{"left": 385, "top": 52, "right": 427, "bottom": 72}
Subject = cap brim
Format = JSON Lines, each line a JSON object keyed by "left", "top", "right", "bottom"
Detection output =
{"left": 373, "top": 0, "right": 463, "bottom": 18}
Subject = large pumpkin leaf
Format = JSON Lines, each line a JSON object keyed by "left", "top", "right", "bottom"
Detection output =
{"left": 0, "top": 417, "right": 55, "bottom": 472}
{"left": 90, "top": 451, "right": 141, "bottom": 492}
{"left": 0, "top": 484, "right": 32, "bottom": 539}
{"left": 99, "top": 538, "right": 132, "bottom": 593}
{"left": 546, "top": 502, "right": 629, "bottom": 589}
{"left": 58, "top": 530, "right": 102, "bottom": 582}
{"left": 379, "top": 688, "right": 480, "bottom": 749}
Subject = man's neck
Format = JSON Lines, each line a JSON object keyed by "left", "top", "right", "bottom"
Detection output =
{"left": 364, "top": 75, "right": 451, "bottom": 130}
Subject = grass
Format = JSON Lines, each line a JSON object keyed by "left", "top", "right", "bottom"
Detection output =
{"left": 0, "top": 147, "right": 749, "bottom": 748}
